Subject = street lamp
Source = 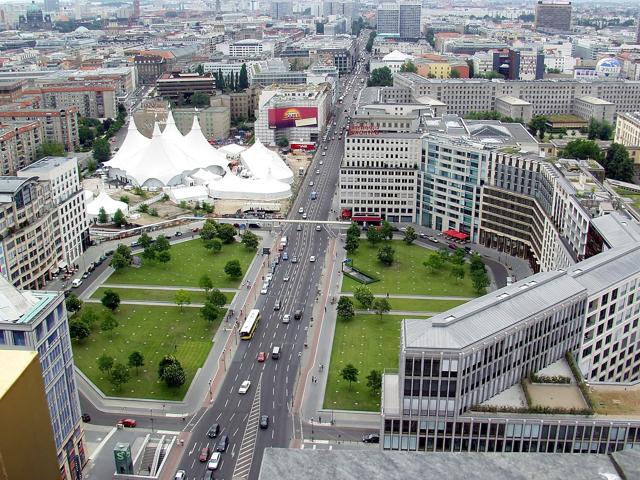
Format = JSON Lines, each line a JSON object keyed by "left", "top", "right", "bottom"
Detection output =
{"left": 150, "top": 409, "right": 154, "bottom": 433}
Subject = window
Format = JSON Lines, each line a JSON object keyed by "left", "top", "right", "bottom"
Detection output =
{"left": 12, "top": 331, "right": 26, "bottom": 346}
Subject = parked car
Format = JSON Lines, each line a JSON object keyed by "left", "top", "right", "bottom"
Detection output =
{"left": 71, "top": 279, "right": 83, "bottom": 288}
{"left": 199, "top": 446, "right": 210, "bottom": 462}
{"left": 81, "top": 413, "right": 91, "bottom": 423}
{"left": 296, "top": 225, "right": 302, "bottom": 231}
{"left": 260, "top": 415, "right": 269, "bottom": 429}
{"left": 257, "top": 351, "right": 266, "bottom": 362}
{"left": 202, "top": 470, "right": 214, "bottom": 480}
{"left": 119, "top": 418, "right": 137, "bottom": 428}
{"left": 427, "top": 236, "right": 438, "bottom": 243}
{"left": 206, "top": 424, "right": 220, "bottom": 438}
{"left": 362, "top": 433, "right": 380, "bottom": 443}
{"left": 174, "top": 470, "right": 186, "bottom": 480}
{"left": 238, "top": 380, "right": 251, "bottom": 394}
{"left": 81, "top": 272, "right": 90, "bottom": 279}
{"left": 448, "top": 243, "right": 457, "bottom": 250}
{"left": 207, "top": 452, "right": 221, "bottom": 470}
{"left": 215, "top": 435, "right": 229, "bottom": 452}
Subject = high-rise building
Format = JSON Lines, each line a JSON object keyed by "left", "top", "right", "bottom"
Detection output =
{"left": 636, "top": 18, "right": 640, "bottom": 44}
{"left": 377, "top": 2, "right": 421, "bottom": 40}
{"left": 270, "top": 1, "right": 292, "bottom": 20}
{"left": 43, "top": 0, "right": 59, "bottom": 12}
{"left": 0, "top": 278, "right": 86, "bottom": 479}
{"left": 0, "top": 350, "right": 61, "bottom": 479}
{"left": 534, "top": 1, "right": 572, "bottom": 33}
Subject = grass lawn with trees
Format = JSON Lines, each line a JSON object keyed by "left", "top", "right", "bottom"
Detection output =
{"left": 342, "top": 241, "right": 477, "bottom": 297}
{"left": 72, "top": 304, "right": 224, "bottom": 400}
{"left": 107, "top": 240, "right": 254, "bottom": 288}
{"left": 324, "top": 314, "right": 429, "bottom": 412}
{"left": 91, "top": 287, "right": 211, "bottom": 305}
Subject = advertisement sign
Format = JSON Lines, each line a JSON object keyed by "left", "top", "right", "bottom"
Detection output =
{"left": 268, "top": 107, "right": 318, "bottom": 129}
{"left": 290, "top": 142, "right": 316, "bottom": 151}
{"left": 348, "top": 124, "right": 380, "bottom": 136}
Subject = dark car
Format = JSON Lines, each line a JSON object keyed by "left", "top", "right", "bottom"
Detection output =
{"left": 260, "top": 415, "right": 269, "bottom": 429}
{"left": 202, "top": 470, "right": 214, "bottom": 480}
{"left": 294, "top": 309, "right": 303, "bottom": 320}
{"left": 207, "top": 424, "right": 220, "bottom": 438}
{"left": 81, "top": 413, "right": 91, "bottom": 423}
{"left": 216, "top": 435, "right": 229, "bottom": 452}
{"left": 105, "top": 249, "right": 115, "bottom": 256}
{"left": 362, "top": 433, "right": 380, "bottom": 443}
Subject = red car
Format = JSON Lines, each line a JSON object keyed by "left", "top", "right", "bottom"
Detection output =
{"left": 199, "top": 446, "right": 210, "bottom": 462}
{"left": 119, "top": 418, "right": 137, "bottom": 428}
{"left": 257, "top": 352, "right": 266, "bottom": 362}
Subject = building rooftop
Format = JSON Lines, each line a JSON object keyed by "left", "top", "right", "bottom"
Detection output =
{"left": 577, "top": 95, "right": 614, "bottom": 105}
{"left": 18, "top": 156, "right": 75, "bottom": 173}
{"left": 590, "top": 212, "right": 640, "bottom": 248}
{"left": 496, "top": 95, "right": 531, "bottom": 106}
{"left": 0, "top": 176, "right": 35, "bottom": 196}
{"left": 0, "top": 350, "right": 38, "bottom": 400}
{"left": 258, "top": 448, "right": 636, "bottom": 480}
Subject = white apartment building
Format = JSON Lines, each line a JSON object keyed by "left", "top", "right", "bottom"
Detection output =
{"left": 227, "top": 40, "right": 272, "bottom": 59}
{"left": 615, "top": 111, "right": 640, "bottom": 148}
{"left": 471, "top": 51, "right": 493, "bottom": 76}
{"left": 518, "top": 50, "right": 541, "bottom": 80}
{"left": 201, "top": 61, "right": 254, "bottom": 83}
{"left": 18, "top": 157, "right": 87, "bottom": 270}
{"left": 0, "top": 121, "right": 43, "bottom": 176}
{"left": 370, "top": 50, "right": 415, "bottom": 74}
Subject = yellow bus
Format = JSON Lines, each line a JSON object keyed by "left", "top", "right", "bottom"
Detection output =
{"left": 240, "top": 309, "right": 260, "bottom": 340}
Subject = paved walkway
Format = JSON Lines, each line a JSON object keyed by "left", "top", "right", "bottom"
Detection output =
{"left": 341, "top": 292, "right": 473, "bottom": 300}
{"left": 84, "top": 299, "right": 208, "bottom": 308}
{"left": 100, "top": 283, "right": 238, "bottom": 293}
{"left": 355, "top": 309, "right": 440, "bottom": 316}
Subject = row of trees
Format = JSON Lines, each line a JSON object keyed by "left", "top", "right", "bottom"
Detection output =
{"left": 210, "top": 65, "right": 250, "bottom": 94}
{"left": 97, "top": 352, "right": 187, "bottom": 391}
{"left": 97, "top": 206, "right": 127, "bottom": 227}
{"left": 423, "top": 248, "right": 489, "bottom": 294}
{"left": 365, "top": 31, "right": 376, "bottom": 53}
{"left": 140, "top": 233, "right": 172, "bottom": 264}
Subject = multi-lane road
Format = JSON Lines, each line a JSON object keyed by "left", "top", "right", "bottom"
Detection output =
{"left": 176, "top": 36, "right": 371, "bottom": 480}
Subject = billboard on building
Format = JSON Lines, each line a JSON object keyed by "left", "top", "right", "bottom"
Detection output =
{"left": 268, "top": 107, "right": 318, "bottom": 128}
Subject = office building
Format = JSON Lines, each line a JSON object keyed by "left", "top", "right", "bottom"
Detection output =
{"left": 535, "top": 1, "right": 572, "bottom": 33}
{"left": 18, "top": 157, "right": 88, "bottom": 270}
{"left": 0, "top": 107, "right": 79, "bottom": 151}
{"left": 637, "top": 18, "right": 640, "bottom": 45}
{"left": 156, "top": 73, "right": 216, "bottom": 102}
{"left": 254, "top": 84, "right": 331, "bottom": 146}
{"left": 370, "top": 50, "right": 415, "bottom": 74}
{"left": 135, "top": 54, "right": 171, "bottom": 85}
{"left": 492, "top": 49, "right": 545, "bottom": 81}
{"left": 0, "top": 121, "right": 43, "bottom": 176}
{"left": 228, "top": 40, "right": 268, "bottom": 59}
{"left": 282, "top": 36, "right": 357, "bottom": 74}
{"left": 0, "top": 278, "right": 85, "bottom": 479}
{"left": 614, "top": 112, "right": 640, "bottom": 165}
{"left": 377, "top": 2, "right": 422, "bottom": 41}
{"left": 381, "top": 240, "right": 640, "bottom": 454}
{"left": 270, "top": 1, "right": 292, "bottom": 20}
{"left": 0, "top": 350, "right": 60, "bottom": 480}
{"left": 250, "top": 59, "right": 307, "bottom": 87}
{"left": 322, "top": 1, "right": 357, "bottom": 19}
{"left": 25, "top": 84, "right": 117, "bottom": 119}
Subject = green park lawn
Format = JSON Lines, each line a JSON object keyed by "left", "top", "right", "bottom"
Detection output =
{"left": 378, "top": 297, "right": 467, "bottom": 313}
{"left": 91, "top": 287, "right": 213, "bottom": 305}
{"left": 72, "top": 304, "right": 224, "bottom": 400}
{"left": 342, "top": 241, "right": 478, "bottom": 297}
{"left": 324, "top": 314, "right": 429, "bottom": 412}
{"left": 107, "top": 239, "right": 255, "bottom": 288}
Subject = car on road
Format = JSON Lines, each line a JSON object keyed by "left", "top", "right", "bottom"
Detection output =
{"left": 71, "top": 279, "right": 83, "bottom": 288}
{"left": 238, "top": 380, "right": 251, "bottom": 394}
{"left": 319, "top": 160, "right": 324, "bottom": 165}
{"left": 428, "top": 236, "right": 439, "bottom": 243}
{"left": 274, "top": 300, "right": 281, "bottom": 311}
{"left": 309, "top": 181, "right": 314, "bottom": 186}
{"left": 81, "top": 413, "right": 91, "bottom": 422}
{"left": 362, "top": 433, "right": 380, "bottom": 443}
{"left": 207, "top": 452, "right": 221, "bottom": 470}
{"left": 291, "top": 256, "right": 298, "bottom": 263}
{"left": 294, "top": 309, "right": 303, "bottom": 320}
{"left": 118, "top": 418, "right": 136, "bottom": 428}
{"left": 298, "top": 207, "right": 304, "bottom": 214}
{"left": 310, "top": 256, "right": 316, "bottom": 262}
{"left": 448, "top": 243, "right": 457, "bottom": 250}
{"left": 302, "top": 213, "right": 307, "bottom": 219}
{"left": 296, "top": 224, "right": 302, "bottom": 231}
{"left": 260, "top": 286, "right": 268, "bottom": 294}
{"left": 257, "top": 351, "right": 266, "bottom": 362}
{"left": 283, "top": 275, "right": 290, "bottom": 282}
{"left": 321, "top": 152, "right": 326, "bottom": 156}
{"left": 175, "top": 231, "right": 182, "bottom": 237}
{"left": 282, "top": 314, "right": 290, "bottom": 324}
{"left": 419, "top": 233, "right": 426, "bottom": 238}
{"left": 315, "top": 169, "right": 320, "bottom": 174}
{"left": 202, "top": 470, "right": 214, "bottom": 480}
{"left": 216, "top": 435, "right": 229, "bottom": 452}
{"left": 315, "top": 225, "right": 321, "bottom": 231}
{"left": 207, "top": 424, "right": 220, "bottom": 438}
{"left": 174, "top": 470, "right": 186, "bottom": 480}
{"left": 260, "top": 415, "right": 269, "bottom": 429}
{"left": 283, "top": 252, "right": 288, "bottom": 261}
{"left": 199, "top": 446, "right": 210, "bottom": 462}
{"left": 81, "top": 271, "right": 89, "bottom": 279}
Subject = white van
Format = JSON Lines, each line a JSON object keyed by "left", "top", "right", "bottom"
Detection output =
{"left": 272, "top": 346, "right": 280, "bottom": 359}
{"left": 71, "top": 279, "right": 83, "bottom": 288}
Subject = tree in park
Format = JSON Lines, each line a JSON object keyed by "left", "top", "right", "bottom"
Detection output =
{"left": 340, "top": 363, "right": 359, "bottom": 390}
{"left": 156, "top": 250, "right": 171, "bottom": 264}
{"left": 174, "top": 289, "right": 191, "bottom": 311}
{"left": 378, "top": 245, "right": 395, "bottom": 265}
{"left": 372, "top": 298, "right": 391, "bottom": 320}
{"left": 451, "top": 264, "right": 465, "bottom": 283}
{"left": 154, "top": 235, "right": 171, "bottom": 252}
{"left": 367, "top": 226, "right": 382, "bottom": 246}
{"left": 142, "top": 246, "right": 156, "bottom": 261}
{"left": 112, "top": 208, "right": 126, "bottom": 227}
{"left": 116, "top": 244, "right": 132, "bottom": 262}
{"left": 201, "top": 301, "right": 220, "bottom": 323}
{"left": 224, "top": 259, "right": 243, "bottom": 279}
{"left": 92, "top": 137, "right": 111, "bottom": 162}
{"left": 205, "top": 238, "right": 223, "bottom": 254}
{"left": 69, "top": 319, "right": 90, "bottom": 341}
{"left": 201, "top": 219, "right": 219, "bottom": 240}
{"left": 158, "top": 355, "right": 180, "bottom": 379}
{"left": 368, "top": 67, "right": 393, "bottom": 87}
{"left": 241, "top": 230, "right": 259, "bottom": 250}
{"left": 366, "top": 369, "right": 382, "bottom": 396}
{"left": 208, "top": 288, "right": 227, "bottom": 307}
{"left": 403, "top": 226, "right": 417, "bottom": 245}
{"left": 80, "top": 308, "right": 99, "bottom": 329}
{"left": 97, "top": 206, "right": 108, "bottom": 224}
{"left": 587, "top": 118, "right": 613, "bottom": 141}
{"left": 353, "top": 285, "right": 374, "bottom": 310}
{"left": 380, "top": 220, "right": 393, "bottom": 241}
{"left": 100, "top": 312, "right": 119, "bottom": 335}
{"left": 110, "top": 252, "right": 129, "bottom": 270}
{"left": 450, "top": 248, "right": 466, "bottom": 265}
{"left": 472, "top": 270, "right": 490, "bottom": 294}
{"left": 217, "top": 223, "right": 237, "bottom": 243}
{"left": 347, "top": 222, "right": 361, "bottom": 238}
{"left": 336, "top": 296, "right": 355, "bottom": 322}
{"left": 65, "top": 293, "right": 82, "bottom": 314}
{"left": 603, "top": 143, "right": 634, "bottom": 182}
{"left": 36, "top": 141, "right": 66, "bottom": 159}
{"left": 97, "top": 354, "right": 114, "bottom": 374}
{"left": 128, "top": 351, "right": 144, "bottom": 374}
{"left": 138, "top": 232, "right": 153, "bottom": 249}
{"left": 101, "top": 289, "right": 121, "bottom": 311}
{"left": 423, "top": 252, "right": 445, "bottom": 273}
{"left": 109, "top": 363, "right": 130, "bottom": 391}
{"left": 198, "top": 274, "right": 213, "bottom": 294}
{"left": 345, "top": 234, "right": 359, "bottom": 254}
{"left": 162, "top": 362, "right": 186, "bottom": 388}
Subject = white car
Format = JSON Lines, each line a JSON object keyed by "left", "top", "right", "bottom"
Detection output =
{"left": 283, "top": 275, "right": 290, "bottom": 282}
{"left": 302, "top": 213, "right": 307, "bottom": 219}
{"left": 319, "top": 160, "right": 324, "bottom": 165}
{"left": 282, "top": 314, "right": 291, "bottom": 324}
{"left": 207, "top": 453, "right": 221, "bottom": 470}
{"left": 298, "top": 207, "right": 304, "bottom": 214}
{"left": 309, "top": 181, "right": 314, "bottom": 186}
{"left": 238, "top": 380, "right": 251, "bottom": 394}
{"left": 260, "top": 286, "right": 268, "bottom": 295}
{"left": 310, "top": 256, "right": 316, "bottom": 262}
{"left": 321, "top": 152, "right": 326, "bottom": 156}
{"left": 428, "top": 236, "right": 439, "bottom": 243}
{"left": 316, "top": 169, "right": 320, "bottom": 174}
{"left": 315, "top": 225, "right": 321, "bottom": 231}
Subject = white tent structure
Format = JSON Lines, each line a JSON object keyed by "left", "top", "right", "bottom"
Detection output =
{"left": 208, "top": 171, "right": 291, "bottom": 201}
{"left": 86, "top": 191, "right": 129, "bottom": 219}
{"left": 240, "top": 139, "right": 294, "bottom": 185}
